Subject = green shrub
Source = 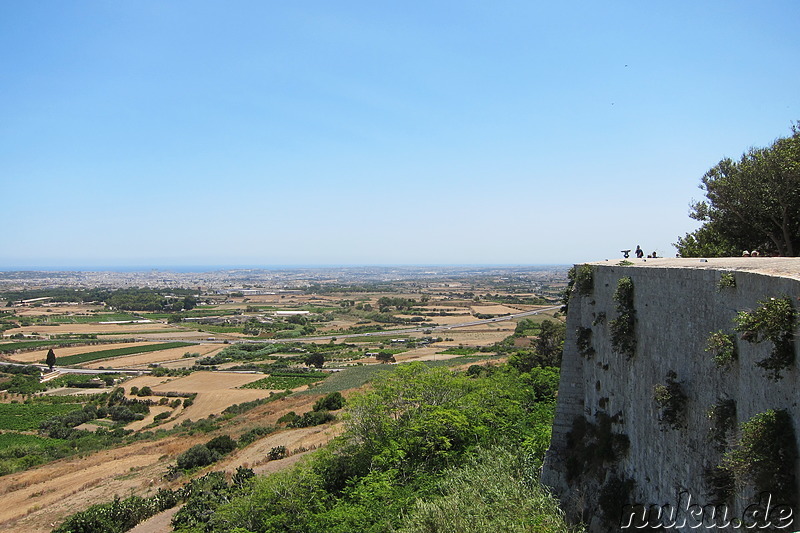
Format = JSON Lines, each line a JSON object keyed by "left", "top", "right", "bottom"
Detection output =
{"left": 565, "top": 413, "right": 629, "bottom": 482}
{"left": 176, "top": 444, "right": 220, "bottom": 471}
{"left": 706, "top": 399, "right": 736, "bottom": 451}
{"left": 53, "top": 490, "right": 179, "bottom": 533}
{"left": 205, "top": 435, "right": 236, "bottom": 456}
{"left": 598, "top": 475, "right": 635, "bottom": 527}
{"left": 722, "top": 409, "right": 797, "bottom": 502}
{"left": 610, "top": 277, "right": 636, "bottom": 358}
{"left": 313, "top": 392, "right": 345, "bottom": 412}
{"left": 291, "top": 410, "right": 335, "bottom": 428}
{"left": 705, "top": 331, "right": 737, "bottom": 367}
{"left": 277, "top": 411, "right": 301, "bottom": 426}
{"left": 717, "top": 272, "right": 736, "bottom": 290}
{"left": 268, "top": 446, "right": 287, "bottom": 460}
{"left": 562, "top": 264, "right": 594, "bottom": 312}
{"left": 576, "top": 326, "right": 595, "bottom": 359}
{"left": 572, "top": 264, "right": 594, "bottom": 296}
{"left": 653, "top": 371, "right": 688, "bottom": 430}
{"left": 734, "top": 296, "right": 797, "bottom": 380}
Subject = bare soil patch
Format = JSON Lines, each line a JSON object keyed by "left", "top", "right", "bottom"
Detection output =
{"left": 394, "top": 346, "right": 463, "bottom": 363}
{"left": 469, "top": 304, "right": 521, "bottom": 315}
{"left": 122, "top": 372, "right": 280, "bottom": 430}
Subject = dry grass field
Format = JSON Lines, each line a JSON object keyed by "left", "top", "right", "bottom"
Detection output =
{"left": 469, "top": 304, "right": 522, "bottom": 315}
{"left": 122, "top": 372, "right": 285, "bottom": 430}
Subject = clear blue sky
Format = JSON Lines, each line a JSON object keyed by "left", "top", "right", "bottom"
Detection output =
{"left": 2, "top": 1, "right": 798, "bottom": 268}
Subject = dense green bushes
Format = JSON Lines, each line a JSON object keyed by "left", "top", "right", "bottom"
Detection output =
{"left": 174, "top": 435, "right": 237, "bottom": 472}
{"left": 398, "top": 447, "right": 577, "bottom": 533}
{"left": 172, "top": 362, "right": 565, "bottom": 532}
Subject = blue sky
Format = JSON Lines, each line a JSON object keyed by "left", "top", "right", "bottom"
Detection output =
{"left": 2, "top": 1, "right": 798, "bottom": 268}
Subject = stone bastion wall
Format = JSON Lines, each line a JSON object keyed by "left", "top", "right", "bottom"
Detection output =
{"left": 541, "top": 258, "right": 800, "bottom": 532}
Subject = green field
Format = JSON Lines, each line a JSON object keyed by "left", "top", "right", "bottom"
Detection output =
{"left": 298, "top": 365, "right": 395, "bottom": 394}
{"left": 0, "top": 403, "right": 83, "bottom": 431}
{"left": 56, "top": 342, "right": 194, "bottom": 365}
{"left": 241, "top": 373, "right": 327, "bottom": 390}
{"left": 0, "top": 432, "right": 64, "bottom": 450}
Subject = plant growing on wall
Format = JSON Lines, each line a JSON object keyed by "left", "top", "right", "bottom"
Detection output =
{"left": 703, "top": 464, "right": 735, "bottom": 504}
{"left": 592, "top": 311, "right": 606, "bottom": 326}
{"left": 561, "top": 264, "right": 594, "bottom": 313}
{"left": 564, "top": 412, "right": 629, "bottom": 483}
{"left": 722, "top": 409, "right": 798, "bottom": 504}
{"left": 734, "top": 296, "right": 797, "bottom": 380}
{"left": 717, "top": 272, "right": 736, "bottom": 291}
{"left": 653, "top": 371, "right": 688, "bottom": 430}
{"left": 707, "top": 398, "right": 737, "bottom": 451}
{"left": 598, "top": 474, "right": 635, "bottom": 527}
{"left": 610, "top": 276, "right": 636, "bottom": 358}
{"left": 705, "top": 331, "right": 737, "bottom": 367}
{"left": 576, "top": 326, "right": 595, "bottom": 359}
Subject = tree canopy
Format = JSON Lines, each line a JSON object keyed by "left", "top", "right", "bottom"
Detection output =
{"left": 46, "top": 348, "right": 56, "bottom": 370}
{"left": 675, "top": 125, "right": 800, "bottom": 257}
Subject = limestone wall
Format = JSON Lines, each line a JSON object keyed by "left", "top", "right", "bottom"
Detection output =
{"left": 541, "top": 259, "right": 800, "bottom": 532}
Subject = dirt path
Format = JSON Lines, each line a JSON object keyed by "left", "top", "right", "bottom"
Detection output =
{"left": 127, "top": 506, "right": 181, "bottom": 533}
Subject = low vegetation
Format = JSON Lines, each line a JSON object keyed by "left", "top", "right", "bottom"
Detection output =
{"left": 610, "top": 276, "right": 636, "bottom": 358}
{"left": 170, "top": 362, "right": 568, "bottom": 532}
{"left": 722, "top": 409, "right": 798, "bottom": 504}
{"left": 240, "top": 371, "right": 327, "bottom": 390}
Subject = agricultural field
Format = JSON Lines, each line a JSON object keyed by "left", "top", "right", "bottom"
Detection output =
{"left": 0, "top": 402, "right": 83, "bottom": 431}
{"left": 241, "top": 372, "right": 327, "bottom": 390}
{"left": 0, "top": 266, "right": 568, "bottom": 532}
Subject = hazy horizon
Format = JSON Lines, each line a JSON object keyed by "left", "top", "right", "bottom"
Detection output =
{"left": 0, "top": 262, "right": 572, "bottom": 273}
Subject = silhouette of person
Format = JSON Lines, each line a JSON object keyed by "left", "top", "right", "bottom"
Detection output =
{"left": 635, "top": 245, "right": 644, "bottom": 258}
